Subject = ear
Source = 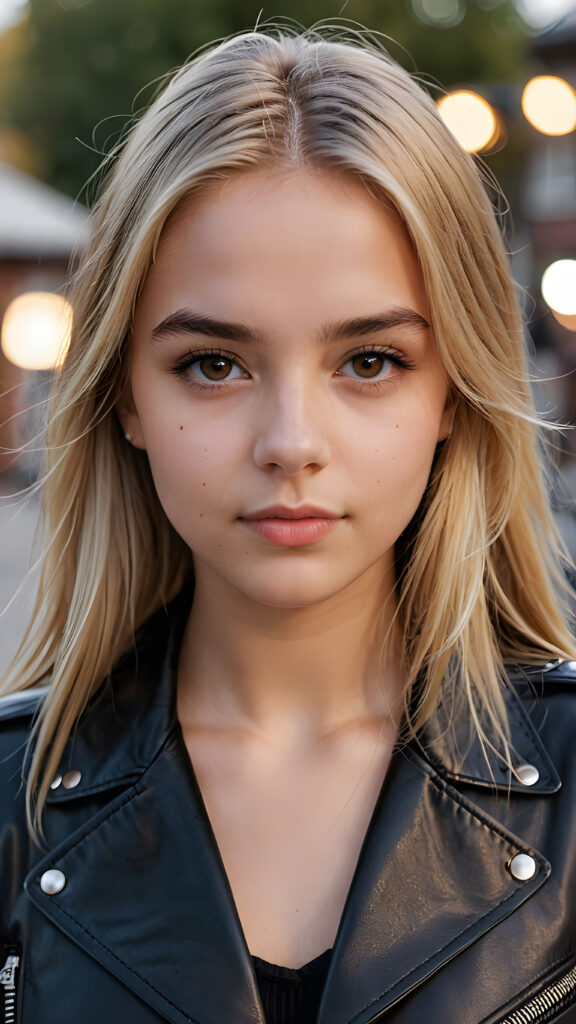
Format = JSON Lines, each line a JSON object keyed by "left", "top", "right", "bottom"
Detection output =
{"left": 115, "top": 381, "right": 147, "bottom": 450}
{"left": 437, "top": 390, "right": 456, "bottom": 443}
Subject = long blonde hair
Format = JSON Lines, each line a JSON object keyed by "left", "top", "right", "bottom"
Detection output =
{"left": 2, "top": 25, "right": 574, "bottom": 831}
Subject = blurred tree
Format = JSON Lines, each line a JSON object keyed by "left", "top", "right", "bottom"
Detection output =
{"left": 0, "top": 0, "right": 530, "bottom": 198}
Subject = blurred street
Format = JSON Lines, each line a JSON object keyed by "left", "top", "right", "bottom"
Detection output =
{"left": 0, "top": 469, "right": 39, "bottom": 671}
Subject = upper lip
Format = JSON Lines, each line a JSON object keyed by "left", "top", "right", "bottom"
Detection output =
{"left": 241, "top": 505, "right": 342, "bottom": 520}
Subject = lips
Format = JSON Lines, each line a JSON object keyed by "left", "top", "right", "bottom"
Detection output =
{"left": 238, "top": 506, "right": 344, "bottom": 547}
{"left": 241, "top": 505, "right": 342, "bottom": 521}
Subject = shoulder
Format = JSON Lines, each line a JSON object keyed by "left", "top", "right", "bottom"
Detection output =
{"left": 0, "top": 684, "right": 49, "bottom": 724}
{"left": 0, "top": 685, "right": 48, "bottom": 774}
{"left": 508, "top": 659, "right": 576, "bottom": 780}
{"left": 537, "top": 658, "right": 576, "bottom": 685}
{"left": 508, "top": 658, "right": 576, "bottom": 695}
{"left": 0, "top": 688, "right": 48, "bottom": 829}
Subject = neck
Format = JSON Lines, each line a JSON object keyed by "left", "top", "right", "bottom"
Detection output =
{"left": 177, "top": 565, "right": 405, "bottom": 746}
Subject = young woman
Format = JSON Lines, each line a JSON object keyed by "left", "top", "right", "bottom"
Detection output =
{"left": 1, "top": 26, "right": 575, "bottom": 1024}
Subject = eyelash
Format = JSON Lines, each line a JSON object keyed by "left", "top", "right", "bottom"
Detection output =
{"left": 170, "top": 344, "right": 416, "bottom": 391}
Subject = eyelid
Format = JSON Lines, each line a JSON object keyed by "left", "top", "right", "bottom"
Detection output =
{"left": 341, "top": 342, "right": 405, "bottom": 358}
{"left": 172, "top": 344, "right": 243, "bottom": 365}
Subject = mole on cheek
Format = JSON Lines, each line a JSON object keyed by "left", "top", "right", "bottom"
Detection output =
{"left": 179, "top": 425, "right": 183, "bottom": 430}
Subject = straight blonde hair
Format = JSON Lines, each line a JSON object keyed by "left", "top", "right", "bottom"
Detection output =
{"left": 2, "top": 25, "right": 574, "bottom": 833}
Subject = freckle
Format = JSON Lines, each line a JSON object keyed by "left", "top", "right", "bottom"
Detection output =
{"left": 395, "top": 424, "right": 399, "bottom": 429}
{"left": 199, "top": 513, "right": 204, "bottom": 518}
{"left": 202, "top": 482, "right": 206, "bottom": 487}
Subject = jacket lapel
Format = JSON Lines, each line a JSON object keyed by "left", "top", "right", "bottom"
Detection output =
{"left": 317, "top": 745, "right": 549, "bottom": 1024}
{"left": 27, "top": 722, "right": 266, "bottom": 1024}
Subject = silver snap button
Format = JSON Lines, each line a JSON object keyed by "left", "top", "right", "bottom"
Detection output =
{"left": 40, "top": 869, "right": 66, "bottom": 895}
{"left": 62, "top": 769, "right": 82, "bottom": 790}
{"left": 50, "top": 774, "right": 63, "bottom": 791}
{"left": 508, "top": 853, "right": 536, "bottom": 881}
{"left": 515, "top": 763, "right": 540, "bottom": 787}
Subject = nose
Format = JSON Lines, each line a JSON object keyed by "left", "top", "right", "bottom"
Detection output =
{"left": 252, "top": 377, "right": 331, "bottom": 475}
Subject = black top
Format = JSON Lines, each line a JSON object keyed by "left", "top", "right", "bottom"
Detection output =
{"left": 252, "top": 949, "right": 333, "bottom": 1024}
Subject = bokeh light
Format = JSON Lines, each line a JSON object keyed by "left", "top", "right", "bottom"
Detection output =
{"left": 521, "top": 77, "right": 576, "bottom": 136}
{"left": 1, "top": 292, "right": 73, "bottom": 370}
{"left": 437, "top": 91, "right": 501, "bottom": 153}
{"left": 412, "top": 0, "right": 465, "bottom": 28}
{"left": 552, "top": 310, "right": 576, "bottom": 333}
{"left": 541, "top": 260, "right": 576, "bottom": 316}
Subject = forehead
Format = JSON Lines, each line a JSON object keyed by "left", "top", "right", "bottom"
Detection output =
{"left": 135, "top": 168, "right": 430, "bottom": 330}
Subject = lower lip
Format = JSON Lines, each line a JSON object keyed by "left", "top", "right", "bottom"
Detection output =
{"left": 240, "top": 517, "right": 341, "bottom": 547}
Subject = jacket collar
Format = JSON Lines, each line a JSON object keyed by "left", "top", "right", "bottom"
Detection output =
{"left": 45, "top": 589, "right": 560, "bottom": 804}
{"left": 417, "top": 675, "right": 560, "bottom": 794}
{"left": 28, "top": 592, "right": 557, "bottom": 1024}
{"left": 45, "top": 593, "right": 191, "bottom": 804}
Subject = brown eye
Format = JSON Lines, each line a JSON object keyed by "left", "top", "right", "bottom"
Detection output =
{"left": 197, "top": 356, "right": 234, "bottom": 380}
{"left": 349, "top": 353, "right": 390, "bottom": 379}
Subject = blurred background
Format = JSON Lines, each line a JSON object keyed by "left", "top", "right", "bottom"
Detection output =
{"left": 1, "top": 0, "right": 575, "bottom": 666}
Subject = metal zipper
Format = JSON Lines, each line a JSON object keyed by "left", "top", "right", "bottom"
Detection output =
{"left": 499, "top": 964, "right": 576, "bottom": 1023}
{"left": 0, "top": 953, "right": 20, "bottom": 1024}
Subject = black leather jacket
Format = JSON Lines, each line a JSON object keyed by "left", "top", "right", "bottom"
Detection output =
{"left": 1, "top": 594, "right": 576, "bottom": 1024}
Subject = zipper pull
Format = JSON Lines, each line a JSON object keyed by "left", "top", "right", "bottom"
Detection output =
{"left": 0, "top": 953, "right": 20, "bottom": 1024}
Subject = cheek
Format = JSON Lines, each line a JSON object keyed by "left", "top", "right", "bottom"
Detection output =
{"left": 140, "top": 414, "right": 243, "bottom": 527}
{"left": 356, "top": 401, "right": 443, "bottom": 472}
{"left": 353, "top": 407, "right": 443, "bottom": 520}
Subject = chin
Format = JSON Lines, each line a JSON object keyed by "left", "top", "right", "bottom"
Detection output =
{"left": 229, "top": 569, "right": 356, "bottom": 610}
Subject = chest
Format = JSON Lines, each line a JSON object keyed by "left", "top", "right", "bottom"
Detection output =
{"left": 184, "top": 730, "right": 394, "bottom": 968}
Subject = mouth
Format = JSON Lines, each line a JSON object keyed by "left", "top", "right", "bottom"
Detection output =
{"left": 241, "top": 505, "right": 342, "bottom": 521}
{"left": 238, "top": 506, "right": 344, "bottom": 547}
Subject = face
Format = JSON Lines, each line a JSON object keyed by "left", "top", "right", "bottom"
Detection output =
{"left": 121, "top": 168, "right": 452, "bottom": 610}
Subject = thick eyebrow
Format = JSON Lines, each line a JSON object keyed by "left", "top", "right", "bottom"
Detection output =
{"left": 150, "top": 306, "right": 430, "bottom": 346}
{"left": 151, "top": 310, "right": 263, "bottom": 345}
{"left": 320, "top": 308, "right": 430, "bottom": 343}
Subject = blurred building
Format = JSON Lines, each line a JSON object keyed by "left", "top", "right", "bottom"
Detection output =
{"left": 525, "top": 12, "right": 576, "bottom": 269}
{"left": 521, "top": 13, "right": 576, "bottom": 449}
{"left": 0, "top": 162, "right": 88, "bottom": 472}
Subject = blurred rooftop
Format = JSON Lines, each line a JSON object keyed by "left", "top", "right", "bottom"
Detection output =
{"left": 0, "top": 161, "right": 88, "bottom": 260}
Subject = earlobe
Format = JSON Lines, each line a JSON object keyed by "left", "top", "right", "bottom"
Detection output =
{"left": 115, "top": 384, "right": 146, "bottom": 450}
{"left": 437, "top": 393, "right": 456, "bottom": 443}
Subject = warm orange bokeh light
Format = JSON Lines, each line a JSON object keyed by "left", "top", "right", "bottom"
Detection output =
{"left": 1, "top": 292, "right": 72, "bottom": 370}
{"left": 437, "top": 91, "right": 501, "bottom": 153}
{"left": 552, "top": 310, "right": 576, "bottom": 333}
{"left": 541, "top": 260, "right": 576, "bottom": 316}
{"left": 521, "top": 76, "right": 576, "bottom": 136}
